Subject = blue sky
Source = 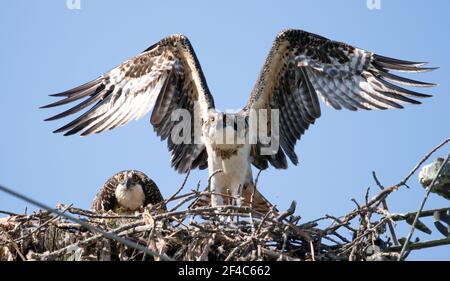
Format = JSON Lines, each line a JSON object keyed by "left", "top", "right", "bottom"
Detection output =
{"left": 1, "top": 0, "right": 449, "bottom": 260}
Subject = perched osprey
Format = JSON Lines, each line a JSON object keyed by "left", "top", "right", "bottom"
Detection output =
{"left": 43, "top": 29, "right": 436, "bottom": 209}
{"left": 92, "top": 170, "right": 166, "bottom": 212}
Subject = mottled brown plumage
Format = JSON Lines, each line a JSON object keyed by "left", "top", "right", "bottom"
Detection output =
{"left": 92, "top": 170, "right": 166, "bottom": 212}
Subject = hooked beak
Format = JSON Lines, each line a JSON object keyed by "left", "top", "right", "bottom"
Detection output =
{"left": 124, "top": 178, "right": 132, "bottom": 189}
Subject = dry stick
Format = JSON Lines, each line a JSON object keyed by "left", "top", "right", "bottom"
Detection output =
{"left": 170, "top": 189, "right": 241, "bottom": 213}
{"left": 64, "top": 205, "right": 139, "bottom": 219}
{"left": 277, "top": 201, "right": 297, "bottom": 222}
{"left": 208, "top": 169, "right": 224, "bottom": 189}
{"left": 390, "top": 237, "right": 450, "bottom": 252}
{"left": 397, "top": 138, "right": 450, "bottom": 188}
{"left": 372, "top": 172, "right": 399, "bottom": 246}
{"left": 0, "top": 184, "right": 172, "bottom": 261}
{"left": 325, "top": 214, "right": 357, "bottom": 233}
{"left": 178, "top": 169, "right": 223, "bottom": 213}
{"left": 14, "top": 204, "right": 73, "bottom": 243}
{"left": 225, "top": 238, "right": 253, "bottom": 261}
{"left": 351, "top": 198, "right": 361, "bottom": 210}
{"left": 142, "top": 225, "right": 157, "bottom": 261}
{"left": 0, "top": 210, "right": 20, "bottom": 216}
{"left": 171, "top": 189, "right": 249, "bottom": 213}
{"left": 165, "top": 168, "right": 191, "bottom": 206}
{"left": 249, "top": 170, "right": 263, "bottom": 234}
{"left": 148, "top": 171, "right": 192, "bottom": 213}
{"left": 398, "top": 153, "right": 450, "bottom": 261}
{"left": 156, "top": 205, "right": 266, "bottom": 221}
{"left": 390, "top": 207, "right": 450, "bottom": 221}
{"left": 340, "top": 217, "right": 389, "bottom": 254}
{"left": 323, "top": 185, "right": 399, "bottom": 235}
{"left": 320, "top": 235, "right": 343, "bottom": 246}
{"left": 33, "top": 219, "right": 144, "bottom": 260}
{"left": 198, "top": 233, "right": 216, "bottom": 261}
{"left": 167, "top": 191, "right": 197, "bottom": 205}
{"left": 170, "top": 192, "right": 200, "bottom": 212}
{"left": 255, "top": 209, "right": 275, "bottom": 236}
{"left": 3, "top": 232, "right": 27, "bottom": 261}
{"left": 329, "top": 232, "right": 350, "bottom": 244}
{"left": 339, "top": 138, "right": 450, "bottom": 236}
{"left": 254, "top": 169, "right": 263, "bottom": 189}
{"left": 250, "top": 170, "right": 263, "bottom": 209}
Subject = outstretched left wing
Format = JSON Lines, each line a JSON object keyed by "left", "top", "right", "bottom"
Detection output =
{"left": 42, "top": 35, "right": 215, "bottom": 173}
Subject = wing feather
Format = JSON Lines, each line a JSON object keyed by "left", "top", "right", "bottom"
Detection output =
{"left": 43, "top": 35, "right": 215, "bottom": 173}
{"left": 246, "top": 29, "right": 437, "bottom": 169}
{"left": 91, "top": 175, "right": 119, "bottom": 212}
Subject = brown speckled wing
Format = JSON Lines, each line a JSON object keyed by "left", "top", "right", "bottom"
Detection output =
{"left": 91, "top": 174, "right": 120, "bottom": 212}
{"left": 42, "top": 35, "right": 214, "bottom": 173}
{"left": 133, "top": 170, "right": 166, "bottom": 211}
{"left": 245, "top": 29, "right": 437, "bottom": 170}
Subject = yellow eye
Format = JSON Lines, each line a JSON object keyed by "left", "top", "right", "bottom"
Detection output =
{"left": 210, "top": 117, "right": 215, "bottom": 122}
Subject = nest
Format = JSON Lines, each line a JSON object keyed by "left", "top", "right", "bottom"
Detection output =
{"left": 1, "top": 139, "right": 449, "bottom": 261}
{"left": 1, "top": 188, "right": 448, "bottom": 261}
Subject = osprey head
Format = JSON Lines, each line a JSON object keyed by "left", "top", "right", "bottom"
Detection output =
{"left": 203, "top": 110, "right": 248, "bottom": 147}
{"left": 115, "top": 171, "right": 145, "bottom": 210}
{"left": 116, "top": 170, "right": 141, "bottom": 189}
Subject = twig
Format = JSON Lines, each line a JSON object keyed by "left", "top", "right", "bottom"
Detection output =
{"left": 0, "top": 184, "right": 172, "bottom": 261}
{"left": 31, "top": 220, "right": 144, "bottom": 260}
{"left": 64, "top": 205, "right": 139, "bottom": 219}
{"left": 14, "top": 204, "right": 73, "bottom": 243}
{"left": 164, "top": 168, "right": 191, "bottom": 205}
{"left": 0, "top": 210, "right": 21, "bottom": 216}
{"left": 3, "top": 232, "right": 26, "bottom": 261}
{"left": 396, "top": 138, "right": 450, "bottom": 188}
{"left": 225, "top": 238, "right": 252, "bottom": 261}
{"left": 398, "top": 153, "right": 450, "bottom": 260}
{"left": 390, "top": 238, "right": 450, "bottom": 252}
{"left": 254, "top": 169, "right": 263, "bottom": 188}
{"left": 207, "top": 169, "right": 224, "bottom": 190}
{"left": 277, "top": 201, "right": 296, "bottom": 222}
{"left": 323, "top": 186, "right": 397, "bottom": 234}
{"left": 391, "top": 207, "right": 450, "bottom": 221}
{"left": 372, "top": 171, "right": 399, "bottom": 246}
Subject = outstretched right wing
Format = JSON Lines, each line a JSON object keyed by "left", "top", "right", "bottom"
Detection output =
{"left": 245, "top": 29, "right": 437, "bottom": 170}
{"left": 42, "top": 35, "right": 215, "bottom": 173}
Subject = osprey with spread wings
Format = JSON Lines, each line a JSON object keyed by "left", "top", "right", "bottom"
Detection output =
{"left": 43, "top": 29, "right": 437, "bottom": 212}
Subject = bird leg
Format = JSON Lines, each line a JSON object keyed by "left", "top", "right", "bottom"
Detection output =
{"left": 232, "top": 184, "right": 243, "bottom": 207}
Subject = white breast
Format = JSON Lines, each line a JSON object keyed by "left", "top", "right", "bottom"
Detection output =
{"left": 205, "top": 142, "right": 252, "bottom": 205}
{"left": 115, "top": 184, "right": 145, "bottom": 210}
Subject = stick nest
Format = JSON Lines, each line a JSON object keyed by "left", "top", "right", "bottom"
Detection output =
{"left": 1, "top": 139, "right": 449, "bottom": 261}
{"left": 1, "top": 189, "right": 447, "bottom": 261}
